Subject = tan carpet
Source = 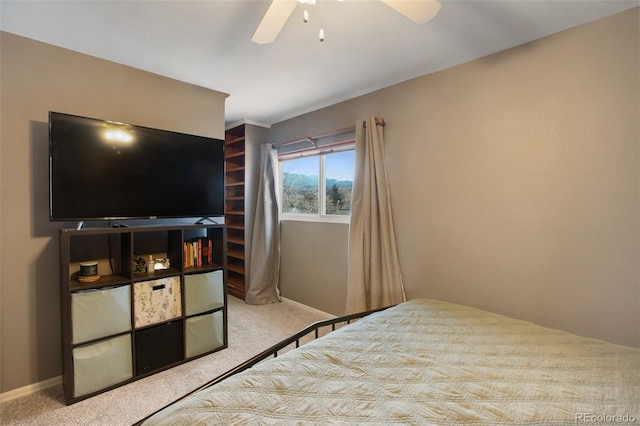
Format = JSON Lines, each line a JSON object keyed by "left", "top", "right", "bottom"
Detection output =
{"left": 0, "top": 296, "right": 330, "bottom": 426}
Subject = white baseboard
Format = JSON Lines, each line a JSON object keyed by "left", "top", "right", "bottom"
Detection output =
{"left": 0, "top": 375, "right": 62, "bottom": 403}
{"left": 0, "top": 300, "right": 328, "bottom": 404}
{"left": 280, "top": 297, "right": 335, "bottom": 320}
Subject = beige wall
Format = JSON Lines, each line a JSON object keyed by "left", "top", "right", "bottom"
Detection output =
{"left": 0, "top": 32, "right": 227, "bottom": 393}
{"left": 280, "top": 221, "right": 349, "bottom": 314}
{"left": 271, "top": 9, "right": 639, "bottom": 347}
{"left": 1, "top": 7, "right": 637, "bottom": 396}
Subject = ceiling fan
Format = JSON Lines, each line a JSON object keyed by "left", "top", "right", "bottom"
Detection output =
{"left": 252, "top": 0, "right": 442, "bottom": 44}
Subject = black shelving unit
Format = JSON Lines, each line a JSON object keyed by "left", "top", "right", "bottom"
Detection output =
{"left": 59, "top": 223, "right": 227, "bottom": 404}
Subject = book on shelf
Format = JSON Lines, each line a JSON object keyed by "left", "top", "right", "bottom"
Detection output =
{"left": 183, "top": 237, "right": 213, "bottom": 268}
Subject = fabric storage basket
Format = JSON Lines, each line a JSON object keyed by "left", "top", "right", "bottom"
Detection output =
{"left": 71, "top": 285, "right": 131, "bottom": 344}
{"left": 184, "top": 270, "right": 224, "bottom": 316}
{"left": 185, "top": 310, "right": 224, "bottom": 358}
{"left": 72, "top": 334, "right": 132, "bottom": 397}
{"left": 134, "top": 276, "right": 181, "bottom": 328}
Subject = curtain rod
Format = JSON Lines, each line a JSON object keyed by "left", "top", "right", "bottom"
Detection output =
{"left": 271, "top": 118, "right": 385, "bottom": 149}
{"left": 278, "top": 139, "right": 356, "bottom": 159}
{"left": 271, "top": 126, "right": 355, "bottom": 149}
{"left": 366, "top": 117, "right": 386, "bottom": 128}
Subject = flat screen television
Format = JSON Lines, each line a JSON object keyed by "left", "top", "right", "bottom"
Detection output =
{"left": 49, "top": 111, "right": 225, "bottom": 222}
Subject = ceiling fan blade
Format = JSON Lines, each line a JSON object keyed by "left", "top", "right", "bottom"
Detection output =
{"left": 380, "top": 0, "right": 441, "bottom": 24}
{"left": 252, "top": 0, "right": 298, "bottom": 44}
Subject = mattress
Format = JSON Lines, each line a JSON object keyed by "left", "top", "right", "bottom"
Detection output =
{"left": 143, "top": 298, "right": 640, "bottom": 425}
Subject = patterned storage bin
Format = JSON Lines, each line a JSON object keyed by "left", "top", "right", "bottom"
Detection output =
{"left": 133, "top": 276, "right": 182, "bottom": 328}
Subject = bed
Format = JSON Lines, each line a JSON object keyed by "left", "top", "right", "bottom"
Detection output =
{"left": 139, "top": 298, "right": 640, "bottom": 425}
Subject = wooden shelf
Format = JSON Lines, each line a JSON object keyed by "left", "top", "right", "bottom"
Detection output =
{"left": 227, "top": 274, "right": 245, "bottom": 297}
{"left": 70, "top": 273, "right": 130, "bottom": 292}
{"left": 227, "top": 262, "right": 245, "bottom": 275}
{"left": 227, "top": 235, "right": 244, "bottom": 245}
{"left": 225, "top": 151, "right": 245, "bottom": 160}
{"left": 225, "top": 135, "right": 245, "bottom": 145}
{"left": 227, "top": 248, "right": 245, "bottom": 260}
{"left": 226, "top": 166, "right": 245, "bottom": 173}
{"left": 59, "top": 224, "right": 228, "bottom": 404}
{"left": 131, "top": 268, "right": 181, "bottom": 283}
{"left": 224, "top": 125, "right": 247, "bottom": 299}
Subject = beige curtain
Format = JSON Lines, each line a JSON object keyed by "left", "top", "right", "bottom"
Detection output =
{"left": 246, "top": 144, "right": 281, "bottom": 305}
{"left": 346, "top": 117, "right": 406, "bottom": 313}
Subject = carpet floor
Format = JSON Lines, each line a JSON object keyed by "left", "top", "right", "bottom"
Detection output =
{"left": 0, "top": 296, "right": 330, "bottom": 425}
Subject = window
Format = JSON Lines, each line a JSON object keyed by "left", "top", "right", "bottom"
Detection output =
{"left": 280, "top": 148, "right": 355, "bottom": 222}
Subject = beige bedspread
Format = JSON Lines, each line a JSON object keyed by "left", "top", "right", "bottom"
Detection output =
{"left": 143, "top": 298, "right": 640, "bottom": 425}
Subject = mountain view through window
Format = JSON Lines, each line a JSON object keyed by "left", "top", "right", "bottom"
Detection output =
{"left": 281, "top": 150, "right": 354, "bottom": 217}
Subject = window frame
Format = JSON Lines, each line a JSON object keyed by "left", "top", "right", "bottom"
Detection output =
{"left": 278, "top": 144, "right": 355, "bottom": 224}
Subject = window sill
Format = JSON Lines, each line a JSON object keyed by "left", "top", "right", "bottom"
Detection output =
{"left": 280, "top": 214, "right": 350, "bottom": 224}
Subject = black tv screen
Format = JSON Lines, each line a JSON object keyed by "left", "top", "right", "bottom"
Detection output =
{"left": 49, "top": 112, "right": 225, "bottom": 221}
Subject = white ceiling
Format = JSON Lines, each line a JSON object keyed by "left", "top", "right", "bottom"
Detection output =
{"left": 1, "top": 1, "right": 637, "bottom": 127}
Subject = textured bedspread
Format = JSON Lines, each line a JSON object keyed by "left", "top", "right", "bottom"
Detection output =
{"left": 143, "top": 299, "right": 640, "bottom": 425}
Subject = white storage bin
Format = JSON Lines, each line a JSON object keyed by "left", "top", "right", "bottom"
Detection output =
{"left": 134, "top": 276, "right": 181, "bottom": 328}
{"left": 185, "top": 311, "right": 224, "bottom": 358}
{"left": 72, "top": 334, "right": 132, "bottom": 397}
{"left": 184, "top": 271, "right": 224, "bottom": 316}
{"left": 71, "top": 285, "right": 131, "bottom": 344}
